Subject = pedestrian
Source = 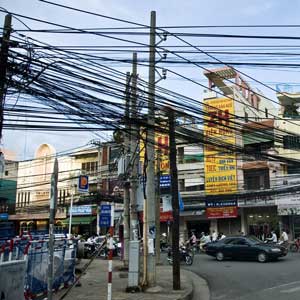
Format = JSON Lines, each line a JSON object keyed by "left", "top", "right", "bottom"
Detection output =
{"left": 280, "top": 230, "right": 289, "bottom": 247}
{"left": 212, "top": 230, "right": 218, "bottom": 242}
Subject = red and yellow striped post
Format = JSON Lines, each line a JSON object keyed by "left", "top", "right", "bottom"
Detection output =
{"left": 107, "top": 203, "right": 114, "bottom": 300}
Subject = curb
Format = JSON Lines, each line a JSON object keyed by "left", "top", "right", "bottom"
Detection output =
{"left": 182, "top": 269, "right": 210, "bottom": 300}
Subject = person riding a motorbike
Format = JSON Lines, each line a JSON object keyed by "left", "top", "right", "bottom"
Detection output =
{"left": 266, "top": 231, "right": 278, "bottom": 243}
{"left": 189, "top": 232, "right": 197, "bottom": 246}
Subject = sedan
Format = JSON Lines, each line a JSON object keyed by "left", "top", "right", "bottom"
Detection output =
{"left": 204, "top": 236, "right": 288, "bottom": 263}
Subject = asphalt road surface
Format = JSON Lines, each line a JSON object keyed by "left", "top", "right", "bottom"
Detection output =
{"left": 181, "top": 252, "right": 300, "bottom": 300}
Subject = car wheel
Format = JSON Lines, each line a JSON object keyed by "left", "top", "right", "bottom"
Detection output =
{"left": 257, "top": 252, "right": 267, "bottom": 263}
{"left": 216, "top": 251, "right": 224, "bottom": 261}
{"left": 185, "top": 255, "right": 193, "bottom": 265}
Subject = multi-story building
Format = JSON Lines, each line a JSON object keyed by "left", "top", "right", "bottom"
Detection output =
{"left": 176, "top": 67, "right": 279, "bottom": 240}
{"left": 0, "top": 150, "right": 18, "bottom": 237}
{"left": 274, "top": 90, "right": 300, "bottom": 238}
{"left": 9, "top": 142, "right": 122, "bottom": 236}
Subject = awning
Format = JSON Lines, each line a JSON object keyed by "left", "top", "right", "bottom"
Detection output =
{"left": 62, "top": 216, "right": 96, "bottom": 225}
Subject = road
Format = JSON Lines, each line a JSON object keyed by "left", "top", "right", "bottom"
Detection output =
{"left": 181, "top": 252, "right": 300, "bottom": 300}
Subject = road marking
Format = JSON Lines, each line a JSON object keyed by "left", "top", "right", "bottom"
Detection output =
{"left": 280, "top": 286, "right": 300, "bottom": 294}
{"left": 263, "top": 280, "right": 300, "bottom": 292}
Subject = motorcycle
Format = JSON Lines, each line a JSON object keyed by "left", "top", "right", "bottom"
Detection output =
{"left": 84, "top": 235, "right": 106, "bottom": 258}
{"left": 167, "top": 246, "right": 193, "bottom": 265}
{"left": 99, "top": 240, "right": 122, "bottom": 259}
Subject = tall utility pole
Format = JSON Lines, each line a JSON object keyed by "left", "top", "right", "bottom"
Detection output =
{"left": 146, "top": 10, "right": 157, "bottom": 286}
{"left": 0, "top": 14, "right": 12, "bottom": 141}
{"left": 130, "top": 52, "right": 139, "bottom": 241}
{"left": 96, "top": 145, "right": 102, "bottom": 236}
{"left": 155, "top": 149, "right": 161, "bottom": 264}
{"left": 48, "top": 158, "right": 58, "bottom": 300}
{"left": 123, "top": 71, "right": 131, "bottom": 267}
{"left": 169, "top": 109, "right": 180, "bottom": 290}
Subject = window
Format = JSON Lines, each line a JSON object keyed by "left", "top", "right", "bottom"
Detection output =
{"left": 245, "top": 112, "right": 248, "bottom": 123}
{"left": 5, "top": 170, "right": 8, "bottom": 176}
{"left": 232, "top": 238, "right": 248, "bottom": 245}
{"left": 244, "top": 169, "right": 270, "bottom": 190}
{"left": 283, "top": 135, "right": 300, "bottom": 150}
{"left": 82, "top": 161, "right": 98, "bottom": 174}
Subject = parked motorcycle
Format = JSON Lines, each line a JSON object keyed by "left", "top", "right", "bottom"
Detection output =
{"left": 167, "top": 246, "right": 193, "bottom": 265}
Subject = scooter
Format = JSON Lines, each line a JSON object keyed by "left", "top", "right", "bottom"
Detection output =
{"left": 99, "top": 240, "right": 121, "bottom": 258}
{"left": 167, "top": 246, "right": 193, "bottom": 265}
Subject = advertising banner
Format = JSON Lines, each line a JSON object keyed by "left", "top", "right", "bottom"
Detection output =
{"left": 140, "top": 128, "right": 171, "bottom": 187}
{"left": 204, "top": 98, "right": 238, "bottom": 195}
{"left": 206, "top": 200, "right": 238, "bottom": 219}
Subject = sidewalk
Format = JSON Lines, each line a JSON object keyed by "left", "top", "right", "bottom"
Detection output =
{"left": 54, "top": 258, "right": 210, "bottom": 300}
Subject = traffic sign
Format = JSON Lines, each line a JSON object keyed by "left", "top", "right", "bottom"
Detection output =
{"left": 78, "top": 175, "right": 89, "bottom": 193}
{"left": 99, "top": 215, "right": 111, "bottom": 227}
{"left": 100, "top": 204, "right": 112, "bottom": 227}
{"left": 100, "top": 204, "right": 111, "bottom": 216}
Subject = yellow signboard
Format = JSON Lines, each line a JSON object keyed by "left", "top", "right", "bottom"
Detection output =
{"left": 204, "top": 98, "right": 237, "bottom": 195}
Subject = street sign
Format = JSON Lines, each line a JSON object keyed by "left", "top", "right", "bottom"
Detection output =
{"left": 0, "top": 213, "right": 8, "bottom": 221}
{"left": 99, "top": 204, "right": 112, "bottom": 227}
{"left": 99, "top": 215, "right": 111, "bottom": 227}
{"left": 78, "top": 175, "right": 89, "bottom": 193}
{"left": 100, "top": 204, "right": 111, "bottom": 215}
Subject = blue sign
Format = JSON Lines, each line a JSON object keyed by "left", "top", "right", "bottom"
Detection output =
{"left": 179, "top": 192, "right": 184, "bottom": 211}
{"left": 160, "top": 175, "right": 171, "bottom": 187}
{"left": 100, "top": 204, "right": 111, "bottom": 216}
{"left": 78, "top": 175, "right": 89, "bottom": 193}
{"left": 0, "top": 213, "right": 8, "bottom": 221}
{"left": 99, "top": 215, "right": 111, "bottom": 227}
{"left": 99, "top": 205, "right": 111, "bottom": 227}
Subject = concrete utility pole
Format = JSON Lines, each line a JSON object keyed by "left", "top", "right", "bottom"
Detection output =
{"left": 130, "top": 52, "right": 139, "bottom": 241}
{"left": 0, "top": 14, "right": 12, "bottom": 141}
{"left": 146, "top": 10, "right": 157, "bottom": 286}
{"left": 96, "top": 145, "right": 102, "bottom": 236}
{"left": 123, "top": 71, "right": 131, "bottom": 266}
{"left": 155, "top": 149, "right": 161, "bottom": 264}
{"left": 168, "top": 109, "right": 180, "bottom": 290}
{"left": 48, "top": 158, "right": 58, "bottom": 300}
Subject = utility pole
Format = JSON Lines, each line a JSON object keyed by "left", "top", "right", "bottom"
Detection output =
{"left": 155, "top": 149, "right": 161, "bottom": 264}
{"left": 96, "top": 145, "right": 102, "bottom": 236}
{"left": 48, "top": 158, "right": 58, "bottom": 300}
{"left": 130, "top": 52, "right": 139, "bottom": 241}
{"left": 123, "top": 71, "right": 131, "bottom": 267}
{"left": 168, "top": 109, "right": 180, "bottom": 290}
{"left": 146, "top": 10, "right": 157, "bottom": 286}
{"left": 0, "top": 14, "right": 12, "bottom": 141}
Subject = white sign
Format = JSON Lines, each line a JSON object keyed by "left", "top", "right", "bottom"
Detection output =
{"left": 162, "top": 195, "right": 172, "bottom": 212}
{"left": 276, "top": 192, "right": 300, "bottom": 215}
{"left": 69, "top": 205, "right": 92, "bottom": 216}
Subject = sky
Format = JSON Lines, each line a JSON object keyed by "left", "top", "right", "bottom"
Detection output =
{"left": 2, "top": 0, "right": 300, "bottom": 160}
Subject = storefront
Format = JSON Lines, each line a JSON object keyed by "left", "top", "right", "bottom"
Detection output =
{"left": 243, "top": 206, "right": 278, "bottom": 239}
{"left": 63, "top": 204, "right": 97, "bottom": 237}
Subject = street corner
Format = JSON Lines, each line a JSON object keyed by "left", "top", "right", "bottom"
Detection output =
{"left": 181, "top": 268, "right": 210, "bottom": 300}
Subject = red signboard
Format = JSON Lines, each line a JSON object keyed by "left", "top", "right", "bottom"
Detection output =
{"left": 139, "top": 209, "right": 173, "bottom": 223}
{"left": 206, "top": 206, "right": 238, "bottom": 219}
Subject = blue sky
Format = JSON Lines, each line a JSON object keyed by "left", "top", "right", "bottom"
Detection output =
{"left": 2, "top": 0, "right": 300, "bottom": 160}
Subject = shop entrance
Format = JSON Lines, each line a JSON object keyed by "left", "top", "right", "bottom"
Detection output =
{"left": 186, "top": 221, "right": 210, "bottom": 238}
